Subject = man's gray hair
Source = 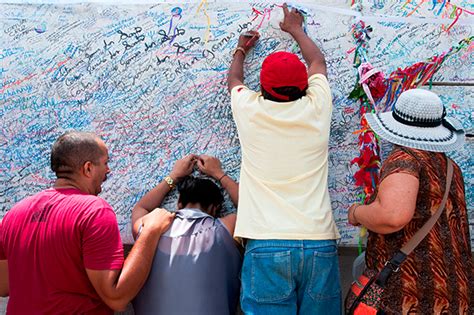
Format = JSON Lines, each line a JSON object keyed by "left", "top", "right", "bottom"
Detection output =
{"left": 50, "top": 131, "right": 105, "bottom": 178}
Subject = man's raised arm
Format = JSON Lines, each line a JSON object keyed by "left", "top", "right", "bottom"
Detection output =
{"left": 227, "top": 31, "right": 260, "bottom": 92}
{"left": 280, "top": 3, "right": 326, "bottom": 77}
{"left": 197, "top": 155, "right": 239, "bottom": 235}
{"left": 131, "top": 154, "right": 197, "bottom": 238}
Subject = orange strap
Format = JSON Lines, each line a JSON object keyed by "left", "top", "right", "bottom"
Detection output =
{"left": 354, "top": 302, "right": 378, "bottom": 315}
{"left": 351, "top": 275, "right": 371, "bottom": 296}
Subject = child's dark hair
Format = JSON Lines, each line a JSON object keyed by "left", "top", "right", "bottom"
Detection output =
{"left": 178, "top": 176, "right": 224, "bottom": 216}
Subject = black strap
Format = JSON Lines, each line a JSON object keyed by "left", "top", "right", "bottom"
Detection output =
{"left": 375, "top": 251, "right": 406, "bottom": 287}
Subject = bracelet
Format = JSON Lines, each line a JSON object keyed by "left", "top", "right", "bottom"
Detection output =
{"left": 232, "top": 47, "right": 246, "bottom": 58}
{"left": 137, "top": 222, "right": 144, "bottom": 238}
{"left": 217, "top": 173, "right": 227, "bottom": 183}
{"left": 352, "top": 204, "right": 361, "bottom": 224}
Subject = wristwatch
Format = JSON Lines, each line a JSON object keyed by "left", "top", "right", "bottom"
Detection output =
{"left": 164, "top": 176, "right": 175, "bottom": 190}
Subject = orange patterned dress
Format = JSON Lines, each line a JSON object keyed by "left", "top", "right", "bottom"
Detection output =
{"left": 365, "top": 146, "right": 474, "bottom": 314}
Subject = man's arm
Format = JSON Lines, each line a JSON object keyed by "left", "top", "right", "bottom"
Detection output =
{"left": 280, "top": 3, "right": 326, "bottom": 77}
{"left": 197, "top": 155, "right": 239, "bottom": 234}
{"left": 0, "top": 260, "right": 8, "bottom": 297}
{"left": 227, "top": 31, "right": 259, "bottom": 92}
{"left": 87, "top": 208, "right": 174, "bottom": 311}
{"left": 131, "top": 154, "right": 197, "bottom": 238}
{"left": 219, "top": 175, "right": 239, "bottom": 208}
{"left": 197, "top": 155, "right": 239, "bottom": 206}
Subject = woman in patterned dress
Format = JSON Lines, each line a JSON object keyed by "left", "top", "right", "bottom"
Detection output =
{"left": 347, "top": 89, "right": 473, "bottom": 314}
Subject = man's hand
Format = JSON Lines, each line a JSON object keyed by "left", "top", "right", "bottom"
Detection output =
{"left": 140, "top": 208, "right": 175, "bottom": 234}
{"left": 197, "top": 155, "right": 224, "bottom": 180}
{"left": 169, "top": 154, "right": 197, "bottom": 182}
{"left": 198, "top": 154, "right": 239, "bottom": 210}
{"left": 279, "top": 3, "right": 327, "bottom": 76}
{"left": 228, "top": 31, "right": 259, "bottom": 91}
{"left": 88, "top": 209, "right": 174, "bottom": 311}
{"left": 280, "top": 3, "right": 304, "bottom": 35}
{"left": 237, "top": 30, "right": 260, "bottom": 53}
{"left": 132, "top": 154, "right": 192, "bottom": 239}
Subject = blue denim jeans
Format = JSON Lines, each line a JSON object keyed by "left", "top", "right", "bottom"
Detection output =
{"left": 240, "top": 239, "right": 341, "bottom": 315}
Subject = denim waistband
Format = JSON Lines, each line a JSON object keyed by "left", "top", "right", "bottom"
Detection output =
{"left": 245, "top": 239, "right": 337, "bottom": 251}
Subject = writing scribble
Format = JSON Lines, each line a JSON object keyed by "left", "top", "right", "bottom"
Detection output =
{"left": 168, "top": 7, "right": 183, "bottom": 43}
{"left": 0, "top": 2, "right": 471, "bottom": 246}
{"left": 34, "top": 22, "right": 47, "bottom": 34}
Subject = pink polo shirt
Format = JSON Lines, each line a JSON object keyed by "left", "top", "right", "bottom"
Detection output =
{"left": 0, "top": 188, "right": 124, "bottom": 314}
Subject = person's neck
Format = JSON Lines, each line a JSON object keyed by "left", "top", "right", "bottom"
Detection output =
{"left": 54, "top": 178, "right": 88, "bottom": 194}
{"left": 182, "top": 203, "right": 216, "bottom": 217}
{"left": 183, "top": 202, "right": 205, "bottom": 212}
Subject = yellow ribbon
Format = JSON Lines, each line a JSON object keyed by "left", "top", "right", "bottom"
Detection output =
{"left": 196, "top": 0, "right": 211, "bottom": 44}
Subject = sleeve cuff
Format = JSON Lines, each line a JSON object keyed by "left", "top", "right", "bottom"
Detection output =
{"left": 230, "top": 84, "right": 248, "bottom": 95}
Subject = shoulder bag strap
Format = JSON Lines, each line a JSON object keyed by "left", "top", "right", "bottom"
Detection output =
{"left": 376, "top": 158, "right": 454, "bottom": 286}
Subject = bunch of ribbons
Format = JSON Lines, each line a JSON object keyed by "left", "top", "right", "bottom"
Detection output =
{"left": 403, "top": 0, "right": 474, "bottom": 33}
{"left": 348, "top": 20, "right": 383, "bottom": 252}
{"left": 348, "top": 19, "right": 472, "bottom": 252}
{"left": 349, "top": 21, "right": 382, "bottom": 208}
{"left": 382, "top": 36, "right": 473, "bottom": 111}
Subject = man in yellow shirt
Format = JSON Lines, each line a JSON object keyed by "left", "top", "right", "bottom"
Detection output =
{"left": 227, "top": 4, "right": 341, "bottom": 314}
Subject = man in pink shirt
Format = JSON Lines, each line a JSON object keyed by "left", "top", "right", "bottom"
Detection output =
{"left": 0, "top": 131, "right": 174, "bottom": 314}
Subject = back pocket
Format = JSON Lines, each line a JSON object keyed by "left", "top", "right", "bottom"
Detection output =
{"left": 250, "top": 250, "right": 293, "bottom": 303}
{"left": 307, "top": 247, "right": 341, "bottom": 300}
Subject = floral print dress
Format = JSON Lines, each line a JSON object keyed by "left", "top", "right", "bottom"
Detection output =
{"left": 366, "top": 146, "right": 474, "bottom": 314}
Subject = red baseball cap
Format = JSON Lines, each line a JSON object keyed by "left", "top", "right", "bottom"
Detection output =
{"left": 260, "top": 52, "right": 308, "bottom": 101}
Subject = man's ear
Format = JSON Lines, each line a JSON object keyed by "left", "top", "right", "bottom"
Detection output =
{"left": 177, "top": 202, "right": 184, "bottom": 210}
{"left": 82, "top": 161, "right": 93, "bottom": 178}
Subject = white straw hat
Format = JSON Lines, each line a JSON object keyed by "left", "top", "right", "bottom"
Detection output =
{"left": 364, "top": 89, "right": 465, "bottom": 152}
